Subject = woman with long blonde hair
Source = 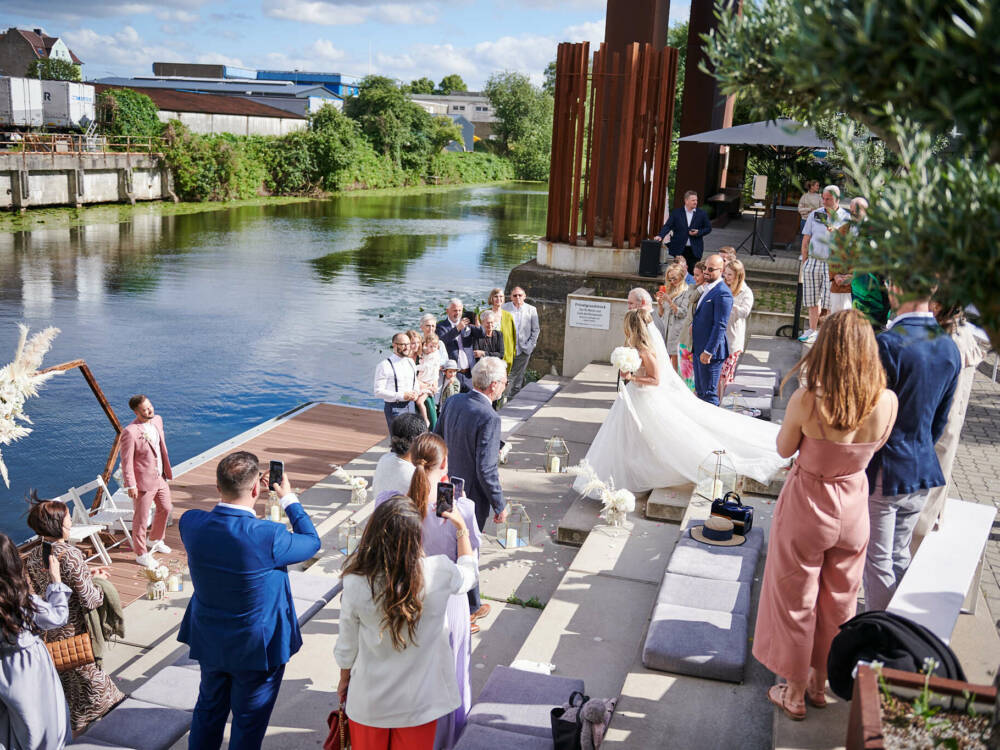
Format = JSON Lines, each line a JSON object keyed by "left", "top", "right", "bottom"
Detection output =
{"left": 655, "top": 263, "right": 693, "bottom": 373}
{"left": 718, "top": 259, "right": 754, "bottom": 396}
{"left": 753, "top": 309, "right": 897, "bottom": 721}
{"left": 336, "top": 495, "right": 476, "bottom": 749}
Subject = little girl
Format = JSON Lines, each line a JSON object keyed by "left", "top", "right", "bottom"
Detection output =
{"left": 415, "top": 331, "right": 442, "bottom": 428}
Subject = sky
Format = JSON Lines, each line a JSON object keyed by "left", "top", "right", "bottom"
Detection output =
{"left": 4, "top": 0, "right": 691, "bottom": 89}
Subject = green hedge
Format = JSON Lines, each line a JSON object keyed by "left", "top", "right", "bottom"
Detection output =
{"left": 429, "top": 151, "right": 515, "bottom": 183}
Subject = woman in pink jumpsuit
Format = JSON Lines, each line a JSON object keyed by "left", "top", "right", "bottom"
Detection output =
{"left": 753, "top": 309, "right": 897, "bottom": 720}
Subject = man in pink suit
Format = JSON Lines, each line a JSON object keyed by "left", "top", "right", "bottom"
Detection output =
{"left": 120, "top": 394, "right": 173, "bottom": 567}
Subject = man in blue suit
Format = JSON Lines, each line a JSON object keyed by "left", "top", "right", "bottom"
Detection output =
{"left": 435, "top": 356, "right": 508, "bottom": 623}
{"left": 654, "top": 190, "right": 713, "bottom": 274}
{"left": 691, "top": 254, "right": 733, "bottom": 405}
{"left": 178, "top": 451, "right": 320, "bottom": 749}
{"left": 436, "top": 298, "right": 481, "bottom": 378}
{"left": 863, "top": 292, "right": 960, "bottom": 611}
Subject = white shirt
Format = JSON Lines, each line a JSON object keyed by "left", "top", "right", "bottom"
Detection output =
{"left": 336, "top": 554, "right": 478, "bottom": 728}
{"left": 218, "top": 492, "right": 300, "bottom": 513}
{"left": 886, "top": 311, "right": 936, "bottom": 331}
{"left": 371, "top": 453, "right": 415, "bottom": 501}
{"left": 373, "top": 354, "right": 417, "bottom": 403}
{"left": 685, "top": 208, "right": 695, "bottom": 246}
{"left": 141, "top": 422, "right": 164, "bottom": 477}
{"left": 696, "top": 278, "right": 724, "bottom": 310}
{"left": 502, "top": 301, "right": 538, "bottom": 355}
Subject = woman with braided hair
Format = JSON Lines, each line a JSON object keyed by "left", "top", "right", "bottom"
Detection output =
{"left": 336, "top": 495, "right": 477, "bottom": 749}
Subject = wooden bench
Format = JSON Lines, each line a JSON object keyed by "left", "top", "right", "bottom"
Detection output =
{"left": 886, "top": 497, "right": 995, "bottom": 645}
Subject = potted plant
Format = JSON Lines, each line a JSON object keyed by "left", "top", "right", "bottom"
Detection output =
{"left": 847, "top": 662, "right": 996, "bottom": 749}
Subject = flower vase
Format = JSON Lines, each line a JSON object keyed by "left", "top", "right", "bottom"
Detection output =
{"left": 146, "top": 580, "right": 166, "bottom": 600}
{"left": 351, "top": 487, "right": 367, "bottom": 505}
{"left": 606, "top": 509, "right": 626, "bottom": 527}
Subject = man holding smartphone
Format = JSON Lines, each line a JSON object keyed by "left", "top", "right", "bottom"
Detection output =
{"left": 179, "top": 451, "right": 320, "bottom": 749}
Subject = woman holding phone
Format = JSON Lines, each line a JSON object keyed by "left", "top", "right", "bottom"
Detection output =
{"left": 336, "top": 495, "right": 477, "bottom": 749}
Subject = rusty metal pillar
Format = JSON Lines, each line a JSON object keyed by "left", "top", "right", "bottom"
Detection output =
{"left": 672, "top": 0, "right": 739, "bottom": 209}
{"left": 595, "top": 0, "right": 670, "bottom": 238}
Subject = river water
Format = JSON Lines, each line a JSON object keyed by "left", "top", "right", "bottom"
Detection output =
{"left": 0, "top": 183, "right": 547, "bottom": 543}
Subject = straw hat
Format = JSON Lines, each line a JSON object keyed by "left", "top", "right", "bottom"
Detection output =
{"left": 689, "top": 516, "right": 746, "bottom": 547}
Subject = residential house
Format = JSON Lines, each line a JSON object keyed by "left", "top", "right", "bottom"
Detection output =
{"left": 0, "top": 27, "right": 83, "bottom": 77}
{"left": 409, "top": 91, "right": 495, "bottom": 140}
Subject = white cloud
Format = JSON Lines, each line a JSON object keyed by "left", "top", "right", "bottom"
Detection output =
{"left": 562, "top": 19, "right": 604, "bottom": 44}
{"left": 195, "top": 53, "right": 247, "bottom": 67}
{"left": 263, "top": 39, "right": 351, "bottom": 71}
{"left": 262, "top": 0, "right": 437, "bottom": 26}
{"left": 63, "top": 26, "right": 182, "bottom": 74}
{"left": 5, "top": 0, "right": 205, "bottom": 21}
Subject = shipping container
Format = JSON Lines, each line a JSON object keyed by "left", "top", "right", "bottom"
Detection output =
{"left": 0, "top": 77, "right": 43, "bottom": 128}
{"left": 42, "top": 81, "right": 96, "bottom": 129}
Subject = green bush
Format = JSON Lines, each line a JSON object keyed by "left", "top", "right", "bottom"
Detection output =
{"left": 98, "top": 89, "right": 163, "bottom": 140}
{"left": 429, "top": 152, "right": 515, "bottom": 183}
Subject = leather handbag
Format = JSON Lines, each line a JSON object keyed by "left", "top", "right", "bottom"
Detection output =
{"left": 323, "top": 707, "right": 350, "bottom": 750}
{"left": 46, "top": 633, "right": 95, "bottom": 672}
{"left": 711, "top": 491, "right": 754, "bottom": 534}
{"left": 551, "top": 690, "right": 589, "bottom": 750}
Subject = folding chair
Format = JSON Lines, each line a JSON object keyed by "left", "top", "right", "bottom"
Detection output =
{"left": 66, "top": 489, "right": 113, "bottom": 566}
{"left": 89, "top": 475, "right": 139, "bottom": 555}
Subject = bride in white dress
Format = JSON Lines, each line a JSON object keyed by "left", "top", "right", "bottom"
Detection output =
{"left": 574, "top": 309, "right": 787, "bottom": 494}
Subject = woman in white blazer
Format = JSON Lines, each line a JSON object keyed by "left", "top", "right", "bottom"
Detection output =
{"left": 719, "top": 259, "right": 754, "bottom": 397}
{"left": 336, "top": 495, "right": 477, "bottom": 749}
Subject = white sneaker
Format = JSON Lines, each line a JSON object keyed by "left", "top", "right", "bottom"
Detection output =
{"left": 803, "top": 330, "right": 818, "bottom": 344}
{"left": 797, "top": 328, "right": 815, "bottom": 343}
{"left": 149, "top": 539, "right": 171, "bottom": 554}
{"left": 136, "top": 553, "right": 157, "bottom": 568}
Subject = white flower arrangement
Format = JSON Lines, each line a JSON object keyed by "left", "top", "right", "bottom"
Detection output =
{"left": 142, "top": 564, "right": 170, "bottom": 582}
{"left": 0, "top": 325, "right": 61, "bottom": 487}
{"left": 566, "top": 460, "right": 636, "bottom": 518}
{"left": 332, "top": 465, "right": 369, "bottom": 502}
{"left": 610, "top": 346, "right": 641, "bottom": 373}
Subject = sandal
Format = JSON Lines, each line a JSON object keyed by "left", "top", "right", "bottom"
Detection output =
{"left": 805, "top": 689, "right": 828, "bottom": 709}
{"left": 768, "top": 684, "right": 806, "bottom": 721}
{"left": 470, "top": 622, "right": 480, "bottom": 635}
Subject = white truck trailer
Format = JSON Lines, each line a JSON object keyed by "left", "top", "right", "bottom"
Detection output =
{"left": 42, "top": 81, "right": 96, "bottom": 129}
{"left": 0, "top": 77, "right": 43, "bottom": 128}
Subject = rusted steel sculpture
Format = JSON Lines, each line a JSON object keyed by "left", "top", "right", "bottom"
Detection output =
{"left": 546, "top": 41, "right": 679, "bottom": 249}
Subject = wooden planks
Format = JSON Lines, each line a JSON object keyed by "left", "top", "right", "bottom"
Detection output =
{"left": 546, "top": 41, "right": 680, "bottom": 249}
{"left": 91, "top": 403, "right": 386, "bottom": 608}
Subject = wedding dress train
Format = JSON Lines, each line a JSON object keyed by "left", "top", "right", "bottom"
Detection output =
{"left": 574, "top": 323, "right": 788, "bottom": 494}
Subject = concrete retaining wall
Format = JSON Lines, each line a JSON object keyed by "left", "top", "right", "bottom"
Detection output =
{"left": 0, "top": 152, "right": 177, "bottom": 209}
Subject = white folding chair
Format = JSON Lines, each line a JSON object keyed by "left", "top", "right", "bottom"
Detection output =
{"left": 66, "top": 488, "right": 113, "bottom": 566}
{"left": 90, "top": 475, "right": 138, "bottom": 554}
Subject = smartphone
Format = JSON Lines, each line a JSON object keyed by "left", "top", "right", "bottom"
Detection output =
{"left": 659, "top": 285, "right": 667, "bottom": 294}
{"left": 42, "top": 540, "right": 52, "bottom": 567}
{"left": 451, "top": 476, "right": 465, "bottom": 499}
{"left": 268, "top": 460, "right": 284, "bottom": 489}
{"left": 435, "top": 482, "right": 454, "bottom": 518}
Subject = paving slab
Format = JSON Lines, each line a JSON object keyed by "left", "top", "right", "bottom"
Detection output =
{"left": 510, "top": 406, "right": 609, "bottom": 444}
{"left": 646, "top": 485, "right": 694, "bottom": 522}
{"left": 568, "top": 520, "right": 679, "bottom": 585}
{"left": 514, "top": 569, "right": 658, "bottom": 699}
{"left": 468, "top": 603, "right": 544, "bottom": 700}
{"left": 556, "top": 493, "right": 603, "bottom": 546}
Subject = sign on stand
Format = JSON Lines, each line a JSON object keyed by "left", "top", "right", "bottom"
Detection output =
{"left": 568, "top": 299, "right": 611, "bottom": 330}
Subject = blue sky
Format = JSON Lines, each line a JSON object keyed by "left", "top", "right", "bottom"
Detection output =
{"left": 5, "top": 0, "right": 691, "bottom": 89}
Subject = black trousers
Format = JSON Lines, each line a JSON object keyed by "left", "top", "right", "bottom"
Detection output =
{"left": 681, "top": 246, "right": 699, "bottom": 275}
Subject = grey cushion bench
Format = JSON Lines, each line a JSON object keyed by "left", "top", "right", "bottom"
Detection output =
{"left": 456, "top": 666, "right": 585, "bottom": 749}
{"left": 74, "top": 698, "right": 191, "bottom": 750}
{"left": 643, "top": 527, "right": 764, "bottom": 683}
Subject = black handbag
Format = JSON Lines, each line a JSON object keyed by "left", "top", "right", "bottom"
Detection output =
{"left": 710, "top": 491, "right": 753, "bottom": 534}
{"left": 550, "top": 690, "right": 589, "bottom": 750}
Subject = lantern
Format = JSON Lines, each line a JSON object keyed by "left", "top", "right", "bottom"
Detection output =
{"left": 339, "top": 520, "right": 362, "bottom": 556}
{"left": 721, "top": 392, "right": 761, "bottom": 419}
{"left": 265, "top": 491, "right": 282, "bottom": 523}
{"left": 544, "top": 434, "right": 569, "bottom": 473}
{"left": 497, "top": 502, "right": 531, "bottom": 548}
{"left": 166, "top": 558, "right": 183, "bottom": 592}
{"left": 695, "top": 450, "right": 738, "bottom": 502}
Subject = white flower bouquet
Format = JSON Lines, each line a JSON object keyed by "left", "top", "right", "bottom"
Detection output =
{"left": 0, "top": 325, "right": 61, "bottom": 487}
{"left": 332, "top": 465, "right": 369, "bottom": 503}
{"left": 566, "top": 460, "right": 635, "bottom": 523}
{"left": 610, "top": 346, "right": 641, "bottom": 374}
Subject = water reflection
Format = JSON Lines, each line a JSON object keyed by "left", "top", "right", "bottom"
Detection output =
{"left": 0, "top": 183, "right": 546, "bottom": 542}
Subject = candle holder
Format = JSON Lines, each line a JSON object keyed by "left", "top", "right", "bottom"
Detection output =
{"left": 544, "top": 434, "right": 569, "bottom": 473}
{"left": 496, "top": 502, "right": 531, "bottom": 549}
{"left": 339, "top": 520, "right": 362, "bottom": 556}
{"left": 695, "top": 450, "right": 738, "bottom": 502}
{"left": 265, "top": 491, "right": 282, "bottom": 523}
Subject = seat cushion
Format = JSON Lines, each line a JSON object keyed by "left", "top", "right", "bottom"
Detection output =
{"left": 666, "top": 528, "right": 763, "bottom": 582}
{"left": 69, "top": 740, "right": 135, "bottom": 749}
{"left": 454, "top": 723, "right": 554, "bottom": 750}
{"left": 467, "top": 666, "right": 584, "bottom": 739}
{"left": 642, "top": 603, "right": 749, "bottom": 683}
{"left": 77, "top": 699, "right": 191, "bottom": 750}
{"left": 656, "top": 573, "right": 751, "bottom": 616}
{"left": 131, "top": 666, "right": 202, "bottom": 711}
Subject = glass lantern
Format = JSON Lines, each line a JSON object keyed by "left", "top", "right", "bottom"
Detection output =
{"left": 721, "top": 392, "right": 761, "bottom": 419}
{"left": 497, "top": 502, "right": 531, "bottom": 548}
{"left": 339, "top": 520, "right": 362, "bottom": 556}
{"left": 695, "top": 450, "right": 738, "bottom": 502}
{"left": 544, "top": 434, "right": 569, "bottom": 473}
{"left": 265, "top": 491, "right": 282, "bottom": 523}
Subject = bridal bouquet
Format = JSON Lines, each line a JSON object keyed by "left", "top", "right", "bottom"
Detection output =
{"left": 332, "top": 465, "right": 369, "bottom": 503}
{"left": 610, "top": 346, "right": 641, "bottom": 373}
{"left": 0, "top": 325, "right": 61, "bottom": 487}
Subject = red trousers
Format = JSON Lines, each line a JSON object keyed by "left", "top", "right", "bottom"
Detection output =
{"left": 347, "top": 719, "right": 437, "bottom": 750}
{"left": 133, "top": 477, "right": 172, "bottom": 556}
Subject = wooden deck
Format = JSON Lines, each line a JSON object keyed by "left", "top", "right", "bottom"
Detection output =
{"left": 97, "top": 403, "right": 386, "bottom": 607}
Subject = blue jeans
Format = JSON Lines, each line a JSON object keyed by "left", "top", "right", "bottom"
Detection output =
{"left": 190, "top": 664, "right": 286, "bottom": 750}
{"left": 694, "top": 355, "right": 724, "bottom": 405}
{"left": 863, "top": 471, "right": 930, "bottom": 612}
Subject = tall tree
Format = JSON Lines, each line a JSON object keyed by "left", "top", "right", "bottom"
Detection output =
{"left": 542, "top": 60, "right": 557, "bottom": 96}
{"left": 344, "top": 75, "right": 438, "bottom": 173}
{"left": 484, "top": 71, "right": 553, "bottom": 181}
{"left": 706, "top": 0, "right": 999, "bottom": 346}
{"left": 436, "top": 74, "right": 467, "bottom": 94}
{"left": 408, "top": 77, "right": 435, "bottom": 94}
{"left": 26, "top": 58, "right": 81, "bottom": 81}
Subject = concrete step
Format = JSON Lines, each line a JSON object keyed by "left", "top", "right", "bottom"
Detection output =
{"left": 645, "top": 484, "right": 695, "bottom": 522}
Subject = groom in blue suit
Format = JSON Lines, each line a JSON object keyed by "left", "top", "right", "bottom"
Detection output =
{"left": 179, "top": 451, "right": 320, "bottom": 749}
{"left": 691, "top": 254, "right": 733, "bottom": 405}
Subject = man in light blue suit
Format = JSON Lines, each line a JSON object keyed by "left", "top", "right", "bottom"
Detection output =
{"left": 691, "top": 254, "right": 733, "bottom": 405}
{"left": 178, "top": 451, "right": 320, "bottom": 749}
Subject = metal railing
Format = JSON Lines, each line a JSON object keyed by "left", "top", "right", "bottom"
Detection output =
{"left": 0, "top": 132, "right": 165, "bottom": 157}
